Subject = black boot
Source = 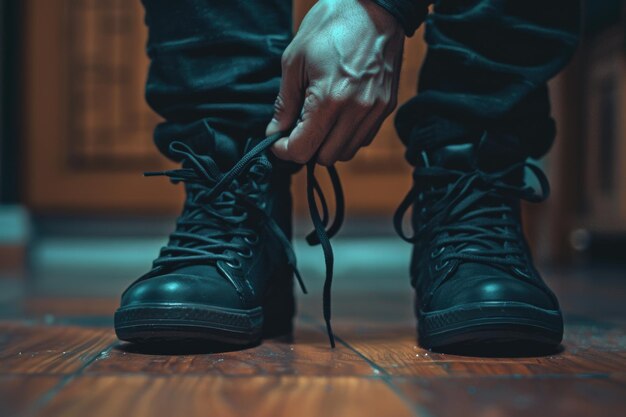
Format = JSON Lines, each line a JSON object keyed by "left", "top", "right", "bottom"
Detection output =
{"left": 115, "top": 133, "right": 344, "bottom": 346}
{"left": 115, "top": 138, "right": 300, "bottom": 345}
{"left": 395, "top": 140, "right": 563, "bottom": 350}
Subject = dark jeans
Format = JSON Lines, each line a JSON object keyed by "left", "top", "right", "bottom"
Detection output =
{"left": 141, "top": 0, "right": 580, "bottom": 167}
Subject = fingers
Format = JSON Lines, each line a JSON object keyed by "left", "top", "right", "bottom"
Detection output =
{"left": 271, "top": 88, "right": 339, "bottom": 164}
{"left": 273, "top": 94, "right": 395, "bottom": 166}
{"left": 316, "top": 108, "right": 370, "bottom": 166}
{"left": 265, "top": 49, "right": 305, "bottom": 138}
{"left": 336, "top": 105, "right": 386, "bottom": 162}
{"left": 268, "top": 45, "right": 399, "bottom": 166}
{"left": 338, "top": 87, "right": 398, "bottom": 161}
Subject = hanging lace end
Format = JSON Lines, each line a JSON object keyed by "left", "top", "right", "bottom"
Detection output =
{"left": 325, "top": 318, "right": 336, "bottom": 348}
{"left": 144, "top": 170, "right": 168, "bottom": 177}
{"left": 293, "top": 269, "right": 308, "bottom": 295}
{"left": 305, "top": 231, "right": 320, "bottom": 246}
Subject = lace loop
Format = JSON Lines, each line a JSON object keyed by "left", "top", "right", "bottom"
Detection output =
{"left": 146, "top": 132, "right": 344, "bottom": 347}
{"left": 394, "top": 161, "right": 549, "bottom": 275}
{"left": 304, "top": 162, "right": 345, "bottom": 348}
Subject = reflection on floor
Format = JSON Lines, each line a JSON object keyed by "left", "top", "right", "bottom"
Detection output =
{"left": 1, "top": 236, "right": 625, "bottom": 417}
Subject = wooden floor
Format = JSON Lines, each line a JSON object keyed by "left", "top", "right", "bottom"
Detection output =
{"left": 1, "top": 262, "right": 625, "bottom": 417}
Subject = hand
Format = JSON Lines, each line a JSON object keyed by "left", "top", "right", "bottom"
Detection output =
{"left": 265, "top": 0, "right": 404, "bottom": 166}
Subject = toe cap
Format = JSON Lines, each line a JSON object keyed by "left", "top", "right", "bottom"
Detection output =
{"left": 120, "top": 268, "right": 245, "bottom": 310}
{"left": 428, "top": 271, "right": 557, "bottom": 311}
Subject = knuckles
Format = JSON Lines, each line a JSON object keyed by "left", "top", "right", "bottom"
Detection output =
{"left": 273, "top": 94, "right": 287, "bottom": 113}
{"left": 280, "top": 45, "right": 296, "bottom": 68}
{"left": 326, "top": 95, "right": 368, "bottom": 108}
{"left": 323, "top": 92, "right": 391, "bottom": 112}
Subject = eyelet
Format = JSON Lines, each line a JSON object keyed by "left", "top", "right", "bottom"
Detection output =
{"left": 244, "top": 235, "right": 260, "bottom": 245}
{"left": 238, "top": 247, "right": 253, "bottom": 259}
{"left": 434, "top": 260, "right": 450, "bottom": 272}
{"left": 430, "top": 247, "right": 445, "bottom": 259}
{"left": 226, "top": 258, "right": 242, "bottom": 269}
{"left": 512, "top": 266, "right": 530, "bottom": 278}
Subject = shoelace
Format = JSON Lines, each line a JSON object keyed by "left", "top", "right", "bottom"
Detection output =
{"left": 394, "top": 162, "right": 549, "bottom": 276}
{"left": 145, "top": 132, "right": 344, "bottom": 347}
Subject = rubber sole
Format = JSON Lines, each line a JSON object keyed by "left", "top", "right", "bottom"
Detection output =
{"left": 418, "top": 301, "right": 564, "bottom": 349}
{"left": 114, "top": 303, "right": 287, "bottom": 345}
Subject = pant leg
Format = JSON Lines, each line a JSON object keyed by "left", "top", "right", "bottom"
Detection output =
{"left": 395, "top": 0, "right": 581, "bottom": 165}
{"left": 141, "top": 0, "right": 292, "bottom": 166}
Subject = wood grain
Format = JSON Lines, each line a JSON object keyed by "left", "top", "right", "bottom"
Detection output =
{"left": 85, "top": 322, "right": 375, "bottom": 376}
{"left": 22, "top": 0, "right": 183, "bottom": 214}
{"left": 2, "top": 268, "right": 625, "bottom": 417}
{"left": 35, "top": 375, "right": 416, "bottom": 417}
{"left": 0, "top": 323, "right": 115, "bottom": 375}
{"left": 337, "top": 321, "right": 626, "bottom": 377}
{"left": 0, "top": 376, "right": 59, "bottom": 417}
{"left": 23, "top": 0, "right": 421, "bottom": 216}
{"left": 394, "top": 376, "right": 626, "bottom": 417}
{"left": 23, "top": 297, "right": 118, "bottom": 318}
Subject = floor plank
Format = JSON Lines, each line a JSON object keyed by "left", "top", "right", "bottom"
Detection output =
{"left": 337, "top": 321, "right": 626, "bottom": 377}
{"left": 22, "top": 297, "right": 118, "bottom": 319}
{"left": 1, "top": 260, "right": 625, "bottom": 417}
{"left": 394, "top": 376, "right": 626, "bottom": 417}
{"left": 0, "top": 376, "right": 60, "bottom": 417}
{"left": 85, "top": 321, "right": 375, "bottom": 376}
{"left": 0, "top": 323, "right": 115, "bottom": 375}
{"left": 35, "top": 375, "right": 417, "bottom": 417}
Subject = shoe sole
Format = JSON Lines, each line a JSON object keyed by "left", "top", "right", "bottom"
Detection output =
{"left": 418, "top": 301, "right": 563, "bottom": 349}
{"left": 114, "top": 303, "right": 268, "bottom": 345}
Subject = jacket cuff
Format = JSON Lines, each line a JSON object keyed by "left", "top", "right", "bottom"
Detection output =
{"left": 368, "top": 0, "right": 429, "bottom": 37}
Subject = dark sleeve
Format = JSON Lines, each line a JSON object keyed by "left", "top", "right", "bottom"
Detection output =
{"left": 369, "top": 0, "right": 429, "bottom": 37}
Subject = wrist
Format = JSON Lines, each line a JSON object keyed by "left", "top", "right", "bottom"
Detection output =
{"left": 366, "top": 0, "right": 428, "bottom": 37}
{"left": 359, "top": 0, "right": 404, "bottom": 39}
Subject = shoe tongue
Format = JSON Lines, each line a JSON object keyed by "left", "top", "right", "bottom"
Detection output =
{"left": 181, "top": 153, "right": 222, "bottom": 180}
{"left": 425, "top": 144, "right": 477, "bottom": 171}
{"left": 184, "top": 149, "right": 271, "bottom": 226}
{"left": 182, "top": 149, "right": 272, "bottom": 188}
{"left": 423, "top": 137, "right": 522, "bottom": 255}
{"left": 424, "top": 133, "right": 525, "bottom": 173}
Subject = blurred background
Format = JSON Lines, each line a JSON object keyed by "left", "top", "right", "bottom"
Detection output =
{"left": 0, "top": 0, "right": 625, "bottom": 313}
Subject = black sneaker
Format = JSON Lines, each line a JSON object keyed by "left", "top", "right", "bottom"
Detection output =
{"left": 394, "top": 140, "right": 563, "bottom": 351}
{"left": 115, "top": 133, "right": 344, "bottom": 346}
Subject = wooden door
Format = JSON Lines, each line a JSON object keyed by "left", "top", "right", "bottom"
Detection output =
{"left": 22, "top": 0, "right": 424, "bottom": 215}
{"left": 22, "top": 0, "right": 182, "bottom": 214}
